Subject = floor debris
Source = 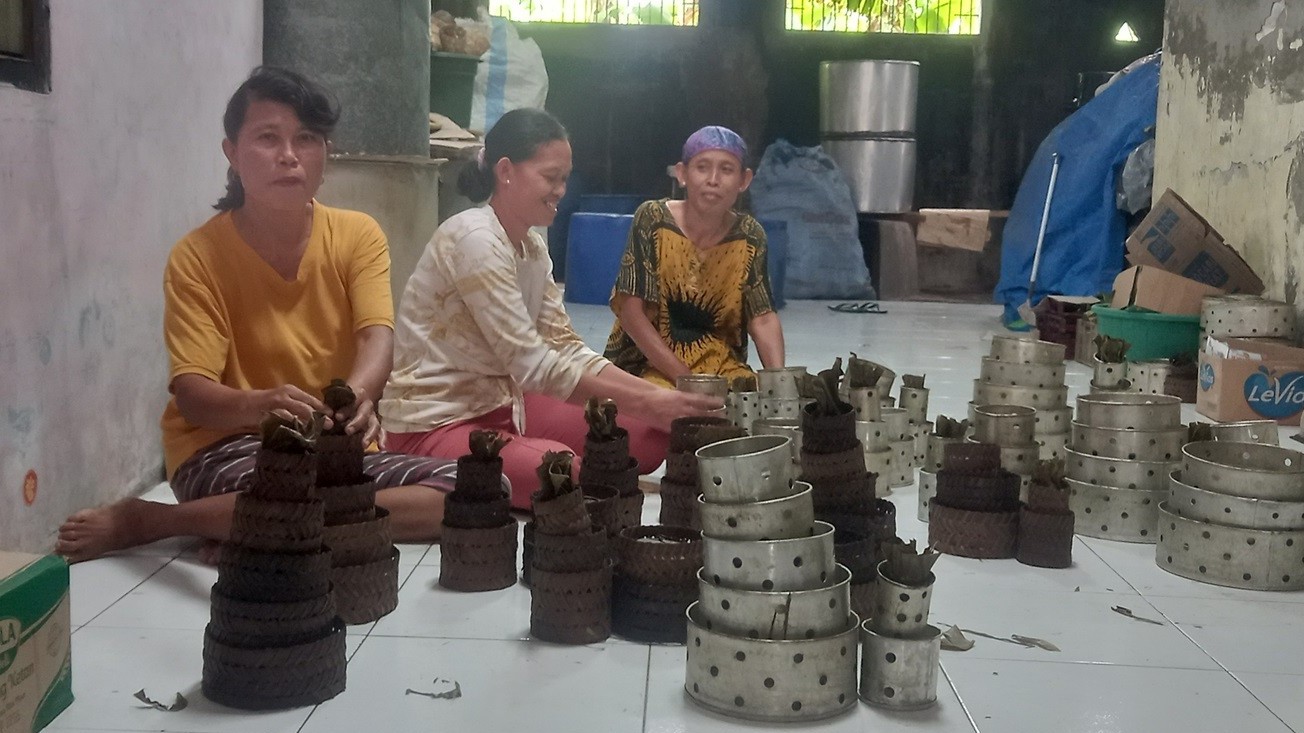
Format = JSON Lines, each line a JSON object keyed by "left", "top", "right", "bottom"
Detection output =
{"left": 132, "top": 690, "right": 187, "bottom": 712}
{"left": 940, "top": 625, "right": 975, "bottom": 652}
{"left": 1111, "top": 605, "right": 1165, "bottom": 626}
{"left": 406, "top": 678, "right": 463, "bottom": 700}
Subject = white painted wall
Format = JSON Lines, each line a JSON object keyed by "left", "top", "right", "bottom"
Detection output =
{"left": 0, "top": 1, "right": 262, "bottom": 552}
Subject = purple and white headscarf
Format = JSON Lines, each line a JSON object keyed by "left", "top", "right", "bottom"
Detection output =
{"left": 681, "top": 125, "right": 747, "bottom": 165}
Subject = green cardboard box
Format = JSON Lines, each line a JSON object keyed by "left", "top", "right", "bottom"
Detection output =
{"left": 0, "top": 553, "right": 72, "bottom": 733}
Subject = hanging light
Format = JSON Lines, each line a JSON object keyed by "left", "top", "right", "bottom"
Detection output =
{"left": 1115, "top": 22, "right": 1140, "bottom": 43}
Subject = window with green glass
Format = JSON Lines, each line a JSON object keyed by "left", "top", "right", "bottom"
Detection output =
{"left": 489, "top": 0, "right": 698, "bottom": 26}
{"left": 786, "top": 0, "right": 980, "bottom": 34}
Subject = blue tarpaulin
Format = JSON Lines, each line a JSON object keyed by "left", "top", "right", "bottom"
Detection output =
{"left": 995, "top": 57, "right": 1161, "bottom": 328}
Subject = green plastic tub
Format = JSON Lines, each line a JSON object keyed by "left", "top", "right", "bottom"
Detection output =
{"left": 1091, "top": 304, "right": 1201, "bottom": 361}
{"left": 430, "top": 52, "right": 481, "bottom": 128}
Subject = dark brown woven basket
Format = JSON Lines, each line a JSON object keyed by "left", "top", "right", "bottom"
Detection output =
{"left": 579, "top": 457, "right": 640, "bottom": 497}
{"left": 208, "top": 587, "right": 336, "bottom": 646}
{"left": 532, "top": 526, "right": 609, "bottom": 573}
{"left": 800, "top": 402, "right": 858, "bottom": 454}
{"left": 614, "top": 492, "right": 645, "bottom": 533}
{"left": 322, "top": 506, "right": 393, "bottom": 567}
{"left": 582, "top": 484, "right": 621, "bottom": 537}
{"left": 941, "top": 443, "right": 1002, "bottom": 473}
{"left": 935, "top": 470, "right": 1021, "bottom": 513}
{"left": 251, "top": 449, "right": 318, "bottom": 502}
{"left": 521, "top": 521, "right": 536, "bottom": 587}
{"left": 439, "top": 522, "right": 518, "bottom": 592}
{"left": 230, "top": 496, "right": 325, "bottom": 554}
{"left": 331, "top": 547, "right": 400, "bottom": 624}
{"left": 613, "top": 525, "right": 702, "bottom": 588}
{"left": 849, "top": 580, "right": 876, "bottom": 621}
{"left": 810, "top": 475, "right": 879, "bottom": 514}
{"left": 454, "top": 455, "right": 506, "bottom": 499}
{"left": 668, "top": 416, "right": 735, "bottom": 454}
{"left": 657, "top": 484, "right": 701, "bottom": 530}
{"left": 1017, "top": 506, "right": 1075, "bottom": 569}
{"left": 611, "top": 573, "right": 696, "bottom": 644}
{"left": 320, "top": 480, "right": 378, "bottom": 523}
{"left": 1164, "top": 375, "right": 1197, "bottom": 403}
{"left": 928, "top": 501, "right": 1019, "bottom": 559}
{"left": 201, "top": 622, "right": 346, "bottom": 710}
{"left": 531, "top": 488, "right": 591, "bottom": 536}
{"left": 663, "top": 452, "right": 699, "bottom": 486}
{"left": 529, "top": 564, "right": 613, "bottom": 644}
{"left": 834, "top": 529, "right": 881, "bottom": 581}
{"left": 1026, "top": 482, "right": 1072, "bottom": 514}
{"left": 443, "top": 493, "right": 513, "bottom": 530}
{"left": 315, "top": 433, "right": 365, "bottom": 488}
{"left": 215, "top": 548, "right": 333, "bottom": 603}
{"left": 799, "top": 446, "right": 868, "bottom": 484}
{"left": 582, "top": 431, "right": 630, "bottom": 473}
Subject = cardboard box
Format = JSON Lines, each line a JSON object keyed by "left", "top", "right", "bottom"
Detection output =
{"left": 1110, "top": 265, "right": 1224, "bottom": 315}
{"left": 0, "top": 553, "right": 72, "bottom": 733}
{"left": 1125, "top": 189, "right": 1264, "bottom": 295}
{"left": 914, "top": 209, "right": 1008, "bottom": 252}
{"left": 1197, "top": 337, "right": 1304, "bottom": 423}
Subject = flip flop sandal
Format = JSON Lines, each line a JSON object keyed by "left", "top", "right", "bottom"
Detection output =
{"left": 828, "top": 302, "right": 888, "bottom": 314}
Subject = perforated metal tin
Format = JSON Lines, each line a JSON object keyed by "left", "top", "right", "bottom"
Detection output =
{"left": 1201, "top": 296, "right": 1296, "bottom": 340}
{"left": 978, "top": 357, "right": 1065, "bottom": 388}
{"left": 727, "top": 391, "right": 762, "bottom": 433}
{"left": 702, "top": 521, "right": 837, "bottom": 591}
{"left": 972, "top": 380, "right": 1069, "bottom": 409}
{"left": 868, "top": 562, "right": 935, "bottom": 637}
{"left": 698, "top": 435, "right": 795, "bottom": 504}
{"left": 998, "top": 442, "right": 1041, "bottom": 475}
{"left": 888, "top": 439, "right": 915, "bottom": 487}
{"left": 1034, "top": 406, "right": 1073, "bottom": 435}
{"left": 926, "top": 435, "right": 963, "bottom": 472}
{"left": 1070, "top": 422, "right": 1187, "bottom": 462}
{"left": 1092, "top": 359, "right": 1128, "bottom": 389}
{"left": 1207, "top": 420, "right": 1280, "bottom": 446}
{"left": 1155, "top": 504, "right": 1304, "bottom": 591}
{"left": 848, "top": 387, "right": 881, "bottom": 422}
{"left": 1167, "top": 470, "right": 1304, "bottom": 531}
{"left": 753, "top": 418, "right": 802, "bottom": 469}
{"left": 1127, "top": 360, "right": 1172, "bottom": 395}
{"left": 864, "top": 448, "right": 896, "bottom": 483}
{"left": 685, "top": 604, "right": 860, "bottom": 723}
{"left": 856, "top": 420, "right": 894, "bottom": 453}
{"left": 1089, "top": 380, "right": 1132, "bottom": 395}
{"left": 696, "top": 565, "right": 852, "bottom": 640}
{"left": 918, "top": 469, "right": 937, "bottom": 523}
{"left": 1074, "top": 393, "right": 1182, "bottom": 430}
{"left": 972, "top": 404, "right": 1037, "bottom": 446}
{"left": 1064, "top": 448, "right": 1174, "bottom": 492}
{"left": 760, "top": 398, "right": 805, "bottom": 421}
{"left": 880, "top": 407, "right": 911, "bottom": 442}
{"left": 988, "top": 335, "right": 1065, "bottom": 364}
{"left": 1037, "top": 431, "right": 1070, "bottom": 461}
{"left": 1181, "top": 442, "right": 1304, "bottom": 501}
{"left": 698, "top": 483, "right": 816, "bottom": 541}
{"left": 912, "top": 422, "right": 931, "bottom": 467}
{"left": 899, "top": 386, "right": 929, "bottom": 424}
{"left": 859, "top": 624, "right": 941, "bottom": 711}
{"left": 1067, "top": 479, "right": 1162, "bottom": 542}
{"left": 758, "top": 367, "right": 807, "bottom": 400}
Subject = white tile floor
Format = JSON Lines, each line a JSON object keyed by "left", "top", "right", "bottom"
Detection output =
{"left": 53, "top": 301, "right": 1303, "bottom": 733}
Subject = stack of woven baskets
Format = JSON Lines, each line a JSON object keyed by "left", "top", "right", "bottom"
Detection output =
{"left": 658, "top": 416, "right": 745, "bottom": 529}
{"left": 917, "top": 418, "right": 967, "bottom": 522}
{"left": 610, "top": 525, "right": 701, "bottom": 643}
{"left": 973, "top": 335, "right": 1072, "bottom": 462}
{"left": 439, "top": 430, "right": 517, "bottom": 592}
{"left": 1017, "top": 462, "right": 1075, "bottom": 568}
{"left": 577, "top": 400, "right": 646, "bottom": 534}
{"left": 1065, "top": 393, "right": 1184, "bottom": 543}
{"left": 899, "top": 375, "right": 932, "bottom": 475}
{"left": 927, "top": 443, "right": 1021, "bottom": 559}
{"left": 969, "top": 404, "right": 1041, "bottom": 498}
{"left": 798, "top": 399, "right": 894, "bottom": 546}
{"left": 203, "top": 419, "right": 346, "bottom": 709}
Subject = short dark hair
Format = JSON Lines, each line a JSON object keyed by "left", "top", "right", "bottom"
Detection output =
{"left": 213, "top": 66, "right": 341, "bottom": 211}
{"left": 457, "top": 108, "right": 568, "bottom": 202}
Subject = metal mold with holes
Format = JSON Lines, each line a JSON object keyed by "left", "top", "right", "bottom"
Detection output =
{"left": 917, "top": 469, "right": 937, "bottom": 522}
{"left": 912, "top": 422, "right": 931, "bottom": 467}
{"left": 760, "top": 398, "right": 805, "bottom": 421}
{"left": 1068, "top": 479, "right": 1163, "bottom": 542}
{"left": 978, "top": 357, "right": 1065, "bottom": 388}
{"left": 859, "top": 623, "right": 941, "bottom": 711}
{"left": 972, "top": 404, "right": 1037, "bottom": 446}
{"left": 879, "top": 407, "right": 911, "bottom": 442}
{"left": 1181, "top": 442, "right": 1304, "bottom": 502}
{"left": 726, "top": 391, "right": 761, "bottom": 433}
{"left": 988, "top": 335, "right": 1065, "bottom": 364}
{"left": 1092, "top": 358, "right": 1128, "bottom": 390}
{"left": 998, "top": 442, "right": 1041, "bottom": 475}
{"left": 1208, "top": 420, "right": 1280, "bottom": 446}
{"left": 925, "top": 435, "right": 963, "bottom": 472}
{"left": 1127, "top": 360, "right": 1172, "bottom": 395}
{"left": 1070, "top": 422, "right": 1187, "bottom": 462}
{"left": 856, "top": 420, "right": 895, "bottom": 453}
{"left": 1034, "top": 406, "right": 1073, "bottom": 435}
{"left": 697, "top": 484, "right": 816, "bottom": 541}
{"left": 899, "top": 386, "right": 929, "bottom": 424}
{"left": 888, "top": 440, "right": 915, "bottom": 487}
{"left": 1064, "top": 448, "right": 1173, "bottom": 492}
{"left": 758, "top": 367, "right": 808, "bottom": 400}
{"left": 752, "top": 418, "right": 803, "bottom": 468}
{"left": 1168, "top": 470, "right": 1304, "bottom": 531}
{"left": 697, "top": 435, "right": 795, "bottom": 504}
{"left": 1089, "top": 380, "right": 1132, "bottom": 395}
{"left": 1155, "top": 504, "right": 1304, "bottom": 591}
{"left": 696, "top": 565, "right": 852, "bottom": 641}
{"left": 1074, "top": 393, "right": 1182, "bottom": 430}
{"left": 684, "top": 603, "right": 860, "bottom": 723}
{"left": 864, "top": 448, "right": 895, "bottom": 483}
{"left": 869, "top": 562, "right": 935, "bottom": 637}
{"left": 848, "top": 386, "right": 882, "bottom": 422}
{"left": 1201, "top": 296, "right": 1296, "bottom": 340}
{"left": 702, "top": 521, "right": 837, "bottom": 591}
{"left": 972, "top": 380, "right": 1069, "bottom": 409}
{"left": 1037, "top": 431, "right": 1070, "bottom": 461}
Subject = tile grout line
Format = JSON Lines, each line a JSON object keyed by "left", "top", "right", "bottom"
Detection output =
{"left": 640, "top": 646, "right": 652, "bottom": 733}
{"left": 74, "top": 556, "right": 174, "bottom": 632}
{"left": 938, "top": 658, "right": 982, "bottom": 733}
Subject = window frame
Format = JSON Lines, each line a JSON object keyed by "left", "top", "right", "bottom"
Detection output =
{"left": 487, "top": 0, "right": 699, "bottom": 27}
{"left": 782, "top": 0, "right": 982, "bottom": 37}
{"left": 0, "top": 0, "right": 51, "bottom": 94}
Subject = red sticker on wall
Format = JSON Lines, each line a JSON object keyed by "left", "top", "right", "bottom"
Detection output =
{"left": 23, "top": 470, "right": 37, "bottom": 505}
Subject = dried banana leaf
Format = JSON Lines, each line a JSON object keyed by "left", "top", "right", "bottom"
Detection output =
{"left": 880, "top": 538, "right": 940, "bottom": 586}
{"left": 1187, "top": 421, "right": 1213, "bottom": 443}
{"left": 258, "top": 412, "right": 322, "bottom": 453}
{"left": 535, "top": 450, "right": 577, "bottom": 500}
{"left": 846, "top": 353, "right": 884, "bottom": 390}
{"left": 1094, "top": 335, "right": 1130, "bottom": 363}
{"left": 902, "top": 374, "right": 926, "bottom": 389}
{"left": 730, "top": 375, "right": 758, "bottom": 393}
{"left": 934, "top": 415, "right": 969, "bottom": 439}
{"left": 584, "top": 397, "right": 621, "bottom": 441}
{"left": 469, "top": 429, "right": 511, "bottom": 459}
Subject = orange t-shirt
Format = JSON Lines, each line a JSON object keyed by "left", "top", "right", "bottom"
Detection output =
{"left": 159, "top": 203, "right": 393, "bottom": 476}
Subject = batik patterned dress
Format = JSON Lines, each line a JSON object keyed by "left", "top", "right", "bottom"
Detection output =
{"left": 604, "top": 199, "right": 774, "bottom": 387}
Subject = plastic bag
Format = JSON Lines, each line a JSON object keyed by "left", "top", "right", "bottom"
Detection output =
{"left": 749, "top": 140, "right": 874, "bottom": 300}
{"left": 469, "top": 16, "right": 549, "bottom": 133}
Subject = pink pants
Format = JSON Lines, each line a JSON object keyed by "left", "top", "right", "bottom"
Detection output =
{"left": 384, "top": 394, "right": 668, "bottom": 509}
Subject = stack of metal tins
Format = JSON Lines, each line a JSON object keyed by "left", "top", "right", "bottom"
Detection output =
{"left": 1065, "top": 393, "right": 1184, "bottom": 542}
{"left": 972, "top": 335, "right": 1072, "bottom": 462}
{"left": 968, "top": 404, "right": 1041, "bottom": 499}
{"left": 1201, "top": 295, "right": 1297, "bottom": 342}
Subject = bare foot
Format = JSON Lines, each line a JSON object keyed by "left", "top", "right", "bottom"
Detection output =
{"left": 56, "top": 498, "right": 158, "bottom": 563}
{"left": 196, "top": 540, "right": 224, "bottom": 566}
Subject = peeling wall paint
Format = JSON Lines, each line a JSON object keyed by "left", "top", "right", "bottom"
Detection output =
{"left": 0, "top": 1, "right": 261, "bottom": 552}
{"left": 1155, "top": 0, "right": 1304, "bottom": 307}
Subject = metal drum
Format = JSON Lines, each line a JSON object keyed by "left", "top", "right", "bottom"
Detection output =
{"left": 698, "top": 435, "right": 795, "bottom": 504}
{"left": 988, "top": 335, "right": 1065, "bottom": 364}
{"left": 696, "top": 565, "right": 853, "bottom": 640}
{"left": 1167, "top": 470, "right": 1304, "bottom": 531}
{"left": 819, "top": 59, "right": 919, "bottom": 135}
{"left": 697, "top": 484, "right": 815, "bottom": 541}
{"left": 1181, "top": 442, "right": 1304, "bottom": 501}
{"left": 1074, "top": 393, "right": 1182, "bottom": 430}
{"left": 1064, "top": 448, "right": 1173, "bottom": 492}
{"left": 1069, "top": 422, "right": 1187, "bottom": 462}
{"left": 685, "top": 604, "right": 860, "bottom": 723}
{"left": 1068, "top": 479, "right": 1163, "bottom": 543}
{"left": 1207, "top": 420, "right": 1280, "bottom": 446}
{"left": 702, "top": 521, "right": 837, "bottom": 592}
{"left": 972, "top": 380, "right": 1069, "bottom": 409}
{"left": 978, "top": 357, "right": 1065, "bottom": 388}
{"left": 822, "top": 138, "right": 916, "bottom": 214}
{"left": 1155, "top": 504, "right": 1304, "bottom": 591}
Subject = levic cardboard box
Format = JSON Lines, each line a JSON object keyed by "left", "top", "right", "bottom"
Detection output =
{"left": 1110, "top": 265, "right": 1223, "bottom": 315}
{"left": 0, "top": 553, "right": 72, "bottom": 733}
{"left": 1125, "top": 189, "right": 1264, "bottom": 295}
{"left": 1198, "top": 337, "right": 1304, "bottom": 423}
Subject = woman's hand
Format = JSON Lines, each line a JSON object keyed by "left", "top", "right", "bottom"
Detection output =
{"left": 634, "top": 387, "right": 723, "bottom": 431}
{"left": 331, "top": 386, "right": 382, "bottom": 446}
{"left": 251, "top": 384, "right": 327, "bottom": 425}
